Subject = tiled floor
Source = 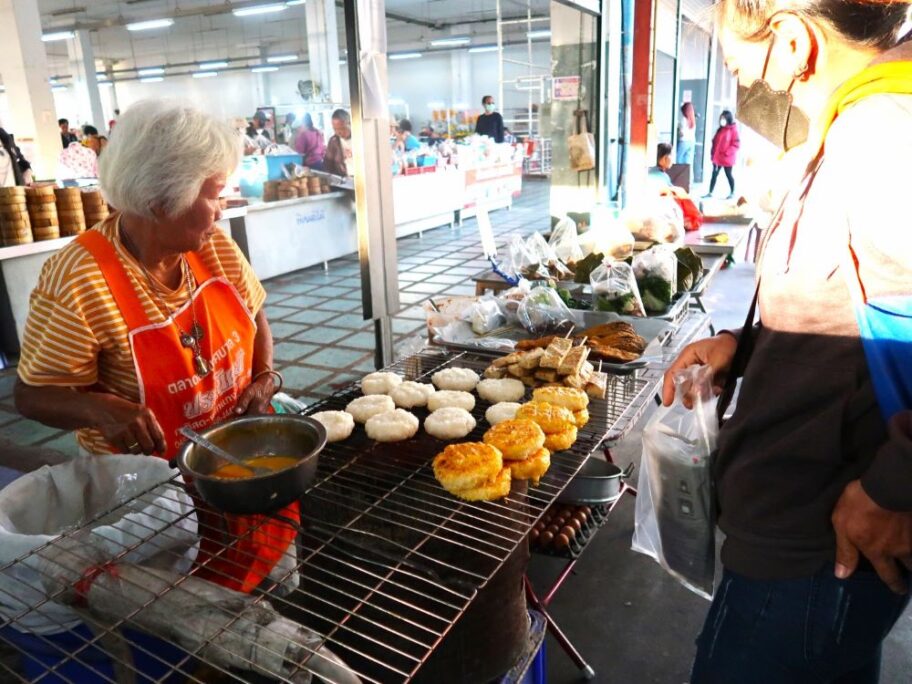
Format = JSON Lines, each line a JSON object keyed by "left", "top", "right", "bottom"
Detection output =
{"left": 0, "top": 179, "right": 550, "bottom": 460}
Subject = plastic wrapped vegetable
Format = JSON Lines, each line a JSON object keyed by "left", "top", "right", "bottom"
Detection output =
{"left": 572, "top": 252, "right": 605, "bottom": 284}
{"left": 517, "top": 286, "right": 577, "bottom": 335}
{"left": 674, "top": 247, "right": 703, "bottom": 293}
{"left": 525, "top": 232, "right": 573, "bottom": 280}
{"left": 548, "top": 216, "right": 584, "bottom": 264}
{"left": 633, "top": 246, "right": 677, "bottom": 314}
{"left": 589, "top": 261, "right": 646, "bottom": 317}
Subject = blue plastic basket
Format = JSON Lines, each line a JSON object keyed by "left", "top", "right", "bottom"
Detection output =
{"left": 1, "top": 623, "right": 191, "bottom": 683}
{"left": 500, "top": 610, "right": 547, "bottom": 684}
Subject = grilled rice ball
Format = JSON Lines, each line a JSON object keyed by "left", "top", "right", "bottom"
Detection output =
{"left": 433, "top": 442, "right": 503, "bottom": 492}
{"left": 345, "top": 395, "right": 395, "bottom": 423}
{"left": 532, "top": 386, "right": 589, "bottom": 412}
{"left": 361, "top": 371, "right": 403, "bottom": 395}
{"left": 425, "top": 407, "right": 476, "bottom": 440}
{"left": 451, "top": 466, "right": 512, "bottom": 502}
{"left": 482, "top": 418, "right": 546, "bottom": 461}
{"left": 365, "top": 409, "right": 420, "bottom": 442}
{"left": 485, "top": 402, "right": 522, "bottom": 426}
{"left": 507, "top": 447, "right": 551, "bottom": 485}
{"left": 432, "top": 367, "right": 481, "bottom": 392}
{"left": 310, "top": 410, "right": 355, "bottom": 443}
{"left": 390, "top": 381, "right": 436, "bottom": 408}
{"left": 476, "top": 378, "right": 526, "bottom": 404}
{"left": 544, "top": 425, "right": 579, "bottom": 452}
{"left": 427, "top": 390, "right": 476, "bottom": 413}
{"left": 516, "top": 401, "right": 575, "bottom": 435}
{"left": 572, "top": 408, "right": 590, "bottom": 428}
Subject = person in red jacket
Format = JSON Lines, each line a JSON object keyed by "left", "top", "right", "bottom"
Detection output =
{"left": 706, "top": 110, "right": 740, "bottom": 199}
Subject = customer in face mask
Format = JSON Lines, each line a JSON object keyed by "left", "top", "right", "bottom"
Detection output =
{"left": 474, "top": 95, "right": 505, "bottom": 143}
{"left": 706, "top": 110, "right": 740, "bottom": 198}
{"left": 663, "top": 1, "right": 912, "bottom": 681}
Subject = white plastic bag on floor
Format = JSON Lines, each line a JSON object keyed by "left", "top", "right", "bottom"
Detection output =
{"left": 632, "top": 365, "right": 718, "bottom": 599}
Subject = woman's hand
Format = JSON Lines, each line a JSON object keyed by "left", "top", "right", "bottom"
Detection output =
{"left": 92, "top": 394, "right": 167, "bottom": 454}
{"left": 662, "top": 333, "right": 738, "bottom": 407}
{"left": 235, "top": 374, "right": 275, "bottom": 416}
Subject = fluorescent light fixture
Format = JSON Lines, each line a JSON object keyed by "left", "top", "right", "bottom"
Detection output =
{"left": 286, "top": 0, "right": 307, "bottom": 5}
{"left": 430, "top": 36, "right": 470, "bottom": 47}
{"left": 126, "top": 18, "right": 174, "bottom": 31}
{"left": 138, "top": 67, "right": 165, "bottom": 76}
{"left": 193, "top": 71, "right": 219, "bottom": 78}
{"left": 389, "top": 52, "right": 422, "bottom": 60}
{"left": 199, "top": 61, "right": 228, "bottom": 69}
{"left": 140, "top": 76, "right": 164, "bottom": 83}
{"left": 232, "top": 3, "right": 287, "bottom": 17}
{"left": 42, "top": 30, "right": 75, "bottom": 42}
{"left": 527, "top": 29, "right": 551, "bottom": 39}
{"left": 251, "top": 65, "right": 279, "bottom": 73}
{"left": 266, "top": 54, "right": 297, "bottom": 63}
{"left": 52, "top": 86, "right": 68, "bottom": 92}
{"left": 468, "top": 45, "right": 500, "bottom": 53}
{"left": 49, "top": 78, "right": 60, "bottom": 86}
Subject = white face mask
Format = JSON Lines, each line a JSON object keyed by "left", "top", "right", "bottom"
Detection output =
{"left": 485, "top": 103, "right": 496, "bottom": 114}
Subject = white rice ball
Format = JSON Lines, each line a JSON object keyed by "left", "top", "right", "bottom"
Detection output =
{"left": 345, "top": 395, "right": 395, "bottom": 423}
{"left": 361, "top": 372, "right": 403, "bottom": 395}
{"left": 485, "top": 402, "right": 522, "bottom": 426}
{"left": 427, "top": 390, "right": 476, "bottom": 413}
{"left": 431, "top": 367, "right": 480, "bottom": 392}
{"left": 365, "top": 409, "right": 420, "bottom": 443}
{"left": 310, "top": 410, "right": 355, "bottom": 443}
{"left": 390, "top": 381, "right": 436, "bottom": 409}
{"left": 425, "top": 407, "right": 477, "bottom": 440}
{"left": 477, "top": 378, "right": 526, "bottom": 404}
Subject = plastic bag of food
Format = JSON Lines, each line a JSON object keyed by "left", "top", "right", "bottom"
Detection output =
{"left": 579, "top": 206, "right": 635, "bottom": 260}
{"left": 525, "top": 232, "right": 573, "bottom": 280}
{"left": 549, "top": 217, "right": 584, "bottom": 264}
{"left": 516, "top": 286, "right": 577, "bottom": 335}
{"left": 633, "top": 245, "right": 677, "bottom": 314}
{"left": 471, "top": 295, "right": 507, "bottom": 335}
{"left": 504, "top": 234, "right": 540, "bottom": 279}
{"left": 590, "top": 261, "right": 646, "bottom": 317}
{"left": 496, "top": 282, "right": 532, "bottom": 325}
{"left": 623, "top": 196, "right": 685, "bottom": 246}
{"left": 632, "top": 364, "right": 719, "bottom": 599}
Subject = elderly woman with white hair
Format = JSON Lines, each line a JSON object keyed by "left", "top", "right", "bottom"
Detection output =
{"left": 13, "top": 100, "right": 294, "bottom": 594}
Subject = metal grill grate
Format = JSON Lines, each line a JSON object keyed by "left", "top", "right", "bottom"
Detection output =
{"left": 0, "top": 348, "right": 657, "bottom": 683}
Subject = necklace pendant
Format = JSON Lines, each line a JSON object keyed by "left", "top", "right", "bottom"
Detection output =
{"left": 194, "top": 354, "right": 211, "bottom": 377}
{"left": 191, "top": 322, "right": 204, "bottom": 342}
{"left": 180, "top": 331, "right": 195, "bottom": 348}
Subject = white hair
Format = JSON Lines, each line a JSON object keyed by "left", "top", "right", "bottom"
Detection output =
{"left": 99, "top": 99, "right": 241, "bottom": 220}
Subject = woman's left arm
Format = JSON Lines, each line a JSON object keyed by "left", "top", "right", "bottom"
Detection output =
{"left": 234, "top": 308, "right": 276, "bottom": 415}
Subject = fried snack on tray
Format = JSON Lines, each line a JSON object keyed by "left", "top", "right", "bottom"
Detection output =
{"left": 558, "top": 345, "right": 590, "bottom": 377}
{"left": 586, "top": 372, "right": 609, "bottom": 400}
{"left": 540, "top": 337, "right": 573, "bottom": 369}
{"left": 518, "top": 347, "right": 545, "bottom": 369}
{"left": 483, "top": 366, "right": 508, "bottom": 379}
{"left": 516, "top": 401, "right": 575, "bottom": 435}
{"left": 451, "top": 466, "right": 512, "bottom": 502}
{"left": 433, "top": 442, "right": 503, "bottom": 491}
{"left": 572, "top": 408, "right": 590, "bottom": 428}
{"left": 515, "top": 336, "right": 558, "bottom": 351}
{"left": 483, "top": 419, "right": 546, "bottom": 461}
{"left": 586, "top": 343, "right": 641, "bottom": 364}
{"left": 507, "top": 447, "right": 551, "bottom": 485}
{"left": 545, "top": 425, "right": 578, "bottom": 452}
{"left": 532, "top": 386, "right": 590, "bottom": 411}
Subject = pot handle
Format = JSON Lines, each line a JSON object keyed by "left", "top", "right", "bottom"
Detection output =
{"left": 621, "top": 462, "right": 635, "bottom": 480}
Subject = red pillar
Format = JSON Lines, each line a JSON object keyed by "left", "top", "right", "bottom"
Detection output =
{"left": 628, "top": 0, "right": 655, "bottom": 200}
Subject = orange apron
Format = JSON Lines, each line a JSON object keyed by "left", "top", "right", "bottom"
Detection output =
{"left": 77, "top": 230, "right": 298, "bottom": 593}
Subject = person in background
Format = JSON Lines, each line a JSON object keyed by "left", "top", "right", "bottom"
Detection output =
{"left": 59, "top": 118, "right": 77, "bottom": 149}
{"left": 503, "top": 127, "right": 516, "bottom": 144}
{"left": 245, "top": 111, "right": 271, "bottom": 143}
{"left": 475, "top": 95, "right": 504, "bottom": 143}
{"left": 323, "top": 109, "right": 353, "bottom": 177}
{"left": 396, "top": 119, "right": 421, "bottom": 152}
{"left": 280, "top": 112, "right": 297, "bottom": 146}
{"left": 706, "top": 110, "right": 740, "bottom": 199}
{"left": 294, "top": 114, "right": 326, "bottom": 170}
{"left": 82, "top": 125, "right": 102, "bottom": 155}
{"left": 648, "top": 142, "right": 674, "bottom": 187}
{"left": 677, "top": 102, "right": 697, "bottom": 165}
{"left": 0, "top": 128, "right": 33, "bottom": 187}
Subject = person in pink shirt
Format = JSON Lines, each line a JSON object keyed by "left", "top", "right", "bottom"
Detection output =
{"left": 294, "top": 114, "right": 326, "bottom": 170}
{"left": 706, "top": 110, "right": 740, "bottom": 199}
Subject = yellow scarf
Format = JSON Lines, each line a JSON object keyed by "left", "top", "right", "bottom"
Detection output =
{"left": 816, "top": 60, "right": 912, "bottom": 153}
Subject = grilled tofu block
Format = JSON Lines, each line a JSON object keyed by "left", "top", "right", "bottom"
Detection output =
{"left": 540, "top": 338, "right": 573, "bottom": 369}
{"left": 492, "top": 351, "right": 525, "bottom": 368}
{"left": 585, "top": 371, "right": 609, "bottom": 400}
{"left": 484, "top": 365, "right": 507, "bottom": 379}
{"left": 558, "top": 344, "right": 590, "bottom": 377}
{"left": 518, "top": 347, "right": 545, "bottom": 370}
{"left": 534, "top": 368, "right": 559, "bottom": 383}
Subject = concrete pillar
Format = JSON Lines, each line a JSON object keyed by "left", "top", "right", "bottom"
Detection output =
{"left": 0, "top": 0, "right": 62, "bottom": 179}
{"left": 305, "top": 0, "right": 343, "bottom": 103}
{"left": 67, "top": 30, "right": 105, "bottom": 132}
{"left": 625, "top": 0, "right": 655, "bottom": 204}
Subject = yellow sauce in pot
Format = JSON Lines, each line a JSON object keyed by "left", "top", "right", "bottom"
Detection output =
{"left": 212, "top": 456, "right": 300, "bottom": 479}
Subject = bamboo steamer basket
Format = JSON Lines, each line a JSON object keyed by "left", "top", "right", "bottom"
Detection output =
{"left": 32, "top": 225, "right": 61, "bottom": 241}
{"left": 0, "top": 215, "right": 33, "bottom": 246}
{"left": 26, "top": 185, "right": 56, "bottom": 202}
{"left": 307, "top": 176, "right": 321, "bottom": 194}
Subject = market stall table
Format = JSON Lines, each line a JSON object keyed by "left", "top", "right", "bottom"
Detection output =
{"left": 0, "top": 347, "right": 659, "bottom": 684}
{"left": 684, "top": 222, "right": 751, "bottom": 257}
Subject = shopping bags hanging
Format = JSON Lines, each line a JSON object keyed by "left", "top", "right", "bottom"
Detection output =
{"left": 568, "top": 110, "right": 596, "bottom": 172}
{"left": 632, "top": 364, "right": 719, "bottom": 599}
{"left": 843, "top": 248, "right": 912, "bottom": 421}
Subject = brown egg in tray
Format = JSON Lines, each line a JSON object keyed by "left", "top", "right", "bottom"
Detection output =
{"left": 529, "top": 502, "right": 611, "bottom": 559}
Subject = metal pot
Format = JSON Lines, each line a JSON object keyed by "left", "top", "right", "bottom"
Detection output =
{"left": 558, "top": 459, "right": 634, "bottom": 505}
{"left": 174, "top": 414, "right": 326, "bottom": 514}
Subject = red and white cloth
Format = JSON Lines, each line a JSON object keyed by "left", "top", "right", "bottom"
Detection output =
{"left": 57, "top": 141, "right": 98, "bottom": 180}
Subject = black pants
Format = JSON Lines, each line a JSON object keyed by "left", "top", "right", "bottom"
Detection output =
{"left": 709, "top": 165, "right": 734, "bottom": 195}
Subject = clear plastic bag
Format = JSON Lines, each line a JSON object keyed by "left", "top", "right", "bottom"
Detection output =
{"left": 632, "top": 364, "right": 719, "bottom": 599}
{"left": 549, "top": 217, "right": 584, "bottom": 264}
{"left": 470, "top": 295, "right": 507, "bottom": 335}
{"left": 589, "top": 261, "right": 646, "bottom": 317}
{"left": 623, "top": 197, "right": 685, "bottom": 246}
{"left": 633, "top": 245, "right": 678, "bottom": 314}
{"left": 496, "top": 282, "right": 532, "bottom": 325}
{"left": 579, "top": 206, "right": 635, "bottom": 259}
{"left": 516, "top": 286, "right": 577, "bottom": 335}
{"left": 505, "top": 234, "right": 538, "bottom": 279}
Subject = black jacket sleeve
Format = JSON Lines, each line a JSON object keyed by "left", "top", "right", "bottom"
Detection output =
{"left": 494, "top": 113, "right": 505, "bottom": 144}
{"left": 861, "top": 412, "right": 912, "bottom": 511}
